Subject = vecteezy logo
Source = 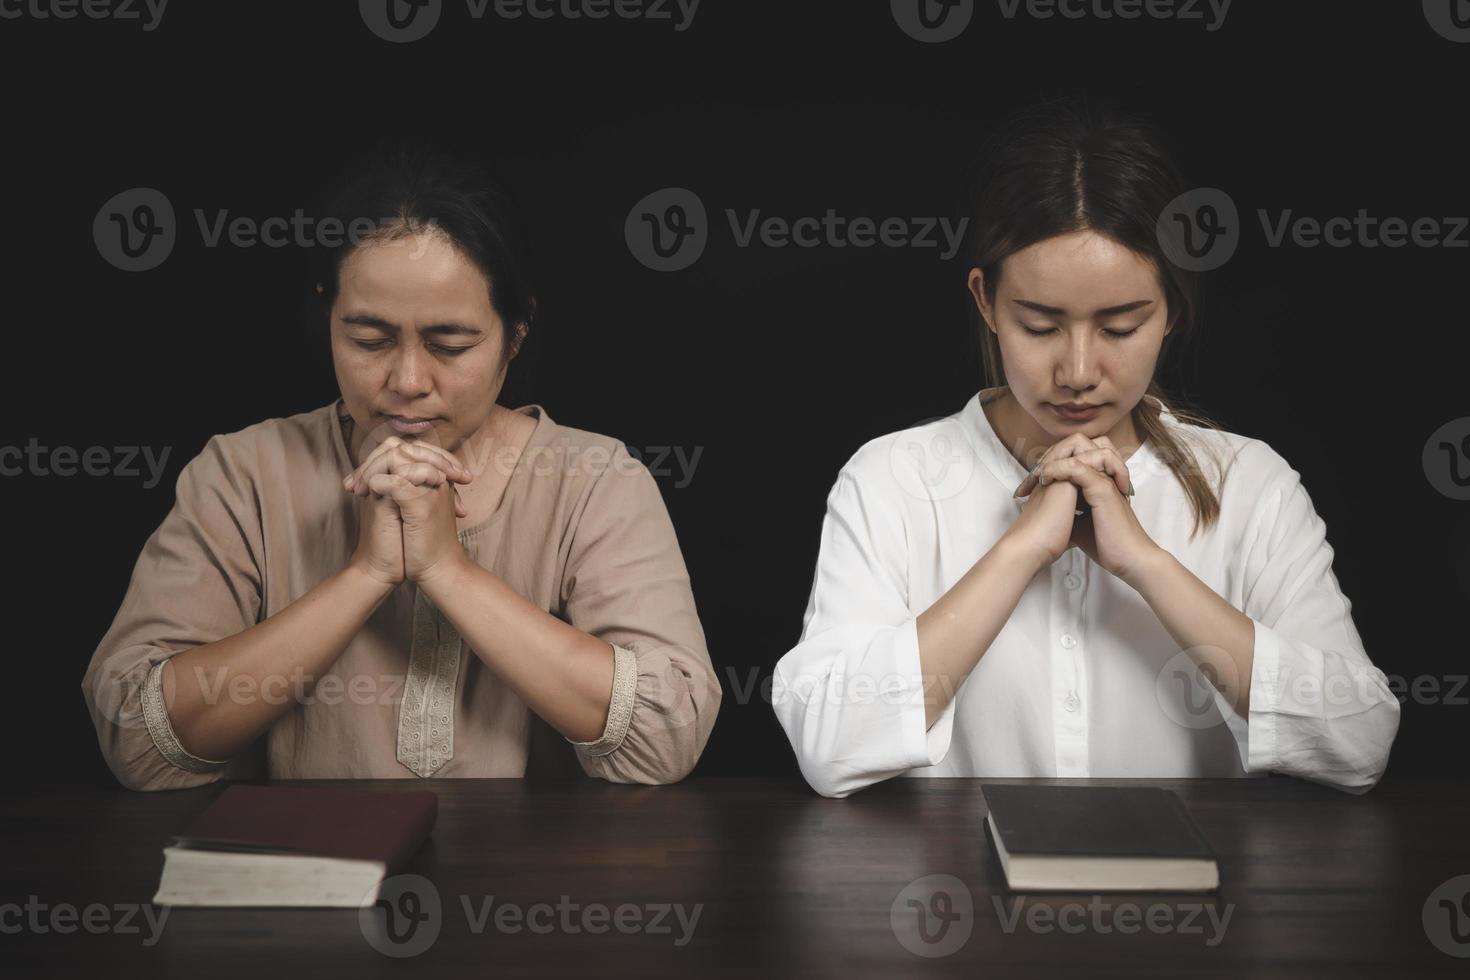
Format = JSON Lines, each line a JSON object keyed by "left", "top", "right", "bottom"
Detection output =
{"left": 360, "top": 0, "right": 442, "bottom": 43}
{"left": 888, "top": 418, "right": 976, "bottom": 502}
{"left": 625, "top": 187, "right": 708, "bottom": 272}
{"left": 1424, "top": 0, "right": 1470, "bottom": 42}
{"left": 1154, "top": 647, "right": 1236, "bottom": 730}
{"left": 1424, "top": 874, "right": 1470, "bottom": 957}
{"left": 94, "top": 188, "right": 176, "bottom": 272}
{"left": 359, "top": 874, "right": 442, "bottom": 957}
{"left": 890, "top": 873, "right": 973, "bottom": 957}
{"left": 1156, "top": 187, "right": 1240, "bottom": 272}
{"left": 1423, "top": 418, "right": 1470, "bottom": 500}
{"left": 891, "top": 0, "right": 974, "bottom": 42}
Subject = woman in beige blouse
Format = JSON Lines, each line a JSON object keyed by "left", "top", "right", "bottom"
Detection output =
{"left": 80, "top": 146, "right": 722, "bottom": 790}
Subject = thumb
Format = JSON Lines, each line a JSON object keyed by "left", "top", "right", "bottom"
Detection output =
{"left": 1068, "top": 461, "right": 1122, "bottom": 511}
{"left": 366, "top": 473, "right": 438, "bottom": 523}
{"left": 361, "top": 483, "right": 404, "bottom": 523}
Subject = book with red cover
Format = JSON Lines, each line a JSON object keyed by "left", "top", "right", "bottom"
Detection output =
{"left": 152, "top": 784, "right": 438, "bottom": 907}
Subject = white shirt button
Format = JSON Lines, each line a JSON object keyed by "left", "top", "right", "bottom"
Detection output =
{"left": 1060, "top": 633, "right": 1077, "bottom": 649}
{"left": 1064, "top": 693, "right": 1081, "bottom": 712}
{"left": 1064, "top": 574, "right": 1080, "bottom": 590}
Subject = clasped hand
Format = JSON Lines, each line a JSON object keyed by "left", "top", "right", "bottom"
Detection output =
{"left": 343, "top": 436, "right": 474, "bottom": 588}
{"left": 1009, "top": 432, "right": 1162, "bottom": 585}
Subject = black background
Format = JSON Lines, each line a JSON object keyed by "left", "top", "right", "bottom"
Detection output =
{"left": 6, "top": 1, "right": 1467, "bottom": 789}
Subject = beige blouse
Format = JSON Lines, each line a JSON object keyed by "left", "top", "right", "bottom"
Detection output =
{"left": 80, "top": 398, "right": 722, "bottom": 790}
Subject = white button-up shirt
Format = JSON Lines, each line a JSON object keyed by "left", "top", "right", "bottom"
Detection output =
{"left": 772, "top": 387, "right": 1401, "bottom": 798}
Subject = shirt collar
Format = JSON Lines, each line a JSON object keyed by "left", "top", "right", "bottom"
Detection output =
{"left": 957, "top": 386, "right": 1168, "bottom": 494}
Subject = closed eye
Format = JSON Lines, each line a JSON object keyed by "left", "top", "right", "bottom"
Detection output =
{"left": 352, "top": 340, "right": 471, "bottom": 356}
{"left": 1021, "top": 326, "right": 1138, "bottom": 339}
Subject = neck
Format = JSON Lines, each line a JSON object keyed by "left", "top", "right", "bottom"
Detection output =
{"left": 458, "top": 404, "right": 514, "bottom": 478}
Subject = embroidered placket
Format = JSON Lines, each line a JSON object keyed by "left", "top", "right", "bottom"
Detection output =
{"left": 396, "top": 588, "right": 461, "bottom": 776}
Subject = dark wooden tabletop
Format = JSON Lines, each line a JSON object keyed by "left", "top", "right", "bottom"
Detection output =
{"left": 3, "top": 774, "right": 1468, "bottom": 978}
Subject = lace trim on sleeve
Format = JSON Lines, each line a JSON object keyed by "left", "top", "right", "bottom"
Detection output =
{"left": 140, "top": 660, "right": 230, "bottom": 773}
{"left": 567, "top": 643, "right": 637, "bottom": 757}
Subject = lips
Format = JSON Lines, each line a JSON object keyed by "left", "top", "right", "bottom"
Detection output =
{"left": 1050, "top": 402, "right": 1105, "bottom": 421}
{"left": 382, "top": 414, "right": 440, "bottom": 436}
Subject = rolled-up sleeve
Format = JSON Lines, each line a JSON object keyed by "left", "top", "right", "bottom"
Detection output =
{"left": 1231, "top": 459, "right": 1401, "bottom": 794}
{"left": 771, "top": 464, "right": 954, "bottom": 799}
{"left": 79, "top": 434, "right": 263, "bottom": 791}
{"left": 558, "top": 442, "right": 721, "bottom": 784}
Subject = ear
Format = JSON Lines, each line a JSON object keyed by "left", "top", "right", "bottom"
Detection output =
{"left": 508, "top": 321, "right": 528, "bottom": 360}
{"left": 967, "top": 267, "right": 998, "bottom": 335}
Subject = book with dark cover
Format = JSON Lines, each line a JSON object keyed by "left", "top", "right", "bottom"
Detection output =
{"left": 983, "top": 784, "right": 1220, "bottom": 891}
{"left": 152, "top": 784, "right": 438, "bottom": 907}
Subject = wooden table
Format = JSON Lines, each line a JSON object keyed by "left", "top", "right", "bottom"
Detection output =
{"left": 3, "top": 775, "right": 1467, "bottom": 977}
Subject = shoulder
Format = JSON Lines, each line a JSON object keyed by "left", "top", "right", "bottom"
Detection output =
{"left": 535, "top": 413, "right": 625, "bottom": 458}
{"left": 1152, "top": 407, "right": 1302, "bottom": 510}
{"left": 176, "top": 402, "right": 340, "bottom": 494}
{"left": 231, "top": 401, "right": 340, "bottom": 458}
{"left": 520, "top": 413, "right": 661, "bottom": 518}
{"left": 834, "top": 409, "right": 971, "bottom": 505}
{"left": 532, "top": 414, "right": 643, "bottom": 480}
{"left": 521, "top": 415, "right": 679, "bottom": 557}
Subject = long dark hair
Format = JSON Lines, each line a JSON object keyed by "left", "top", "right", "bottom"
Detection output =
{"left": 965, "top": 94, "right": 1230, "bottom": 539}
{"left": 301, "top": 141, "right": 539, "bottom": 403}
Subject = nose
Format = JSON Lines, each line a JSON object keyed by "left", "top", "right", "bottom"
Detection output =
{"left": 1055, "top": 330, "right": 1102, "bottom": 395}
{"left": 387, "top": 341, "right": 434, "bottom": 400}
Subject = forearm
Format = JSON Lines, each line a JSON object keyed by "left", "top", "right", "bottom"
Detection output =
{"left": 419, "top": 557, "right": 616, "bottom": 743}
{"left": 162, "top": 564, "right": 396, "bottom": 760}
{"left": 1126, "top": 548, "right": 1256, "bottom": 717}
{"left": 916, "top": 533, "right": 1042, "bottom": 729}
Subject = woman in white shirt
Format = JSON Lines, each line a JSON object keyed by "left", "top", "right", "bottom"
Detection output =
{"left": 771, "top": 96, "right": 1401, "bottom": 798}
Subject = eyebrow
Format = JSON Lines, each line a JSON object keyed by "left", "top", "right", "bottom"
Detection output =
{"left": 340, "top": 313, "right": 483, "bottom": 337}
{"left": 1012, "top": 299, "right": 1154, "bottom": 318}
